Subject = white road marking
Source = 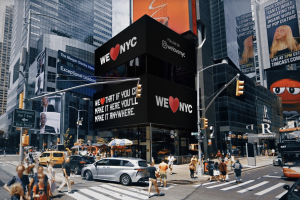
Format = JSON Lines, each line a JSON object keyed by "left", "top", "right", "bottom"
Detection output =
{"left": 255, "top": 183, "right": 286, "bottom": 196}
{"left": 80, "top": 188, "right": 114, "bottom": 200}
{"left": 221, "top": 180, "right": 255, "bottom": 191}
{"left": 107, "top": 183, "right": 154, "bottom": 195}
{"left": 263, "top": 175, "right": 284, "bottom": 179}
{"left": 206, "top": 180, "right": 237, "bottom": 189}
{"left": 99, "top": 184, "right": 149, "bottom": 199}
{"left": 90, "top": 186, "right": 139, "bottom": 200}
{"left": 201, "top": 182, "right": 217, "bottom": 186}
{"left": 275, "top": 190, "right": 288, "bottom": 199}
{"left": 237, "top": 181, "right": 269, "bottom": 193}
{"left": 65, "top": 191, "right": 92, "bottom": 200}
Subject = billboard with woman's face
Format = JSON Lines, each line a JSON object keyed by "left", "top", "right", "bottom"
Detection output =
{"left": 265, "top": 0, "right": 300, "bottom": 67}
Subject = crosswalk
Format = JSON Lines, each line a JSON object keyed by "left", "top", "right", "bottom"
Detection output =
{"left": 65, "top": 183, "right": 169, "bottom": 200}
{"left": 197, "top": 179, "right": 289, "bottom": 199}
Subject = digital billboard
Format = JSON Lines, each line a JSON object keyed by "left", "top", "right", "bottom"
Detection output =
{"left": 58, "top": 50, "right": 94, "bottom": 72}
{"left": 266, "top": 69, "right": 300, "bottom": 117}
{"left": 236, "top": 12, "right": 255, "bottom": 75}
{"left": 133, "top": 0, "right": 197, "bottom": 35}
{"left": 265, "top": 0, "right": 300, "bottom": 68}
{"left": 94, "top": 74, "right": 197, "bottom": 130}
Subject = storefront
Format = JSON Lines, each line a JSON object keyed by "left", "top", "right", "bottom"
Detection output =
{"left": 94, "top": 15, "right": 197, "bottom": 162}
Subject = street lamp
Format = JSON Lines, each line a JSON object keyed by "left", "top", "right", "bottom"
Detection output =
{"left": 69, "top": 106, "right": 88, "bottom": 142}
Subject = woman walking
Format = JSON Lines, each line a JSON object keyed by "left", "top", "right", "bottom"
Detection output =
{"left": 48, "top": 160, "right": 56, "bottom": 197}
{"left": 214, "top": 161, "right": 220, "bottom": 182}
{"left": 189, "top": 160, "right": 196, "bottom": 179}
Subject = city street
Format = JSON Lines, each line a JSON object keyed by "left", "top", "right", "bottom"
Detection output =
{"left": 0, "top": 155, "right": 298, "bottom": 200}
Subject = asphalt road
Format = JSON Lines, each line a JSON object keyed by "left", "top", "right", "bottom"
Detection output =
{"left": 0, "top": 160, "right": 298, "bottom": 200}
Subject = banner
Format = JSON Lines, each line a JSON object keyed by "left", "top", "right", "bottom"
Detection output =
{"left": 57, "top": 63, "right": 96, "bottom": 83}
{"left": 58, "top": 50, "right": 94, "bottom": 72}
{"left": 236, "top": 12, "right": 255, "bottom": 74}
{"left": 265, "top": 0, "right": 300, "bottom": 67}
{"left": 266, "top": 69, "right": 300, "bottom": 117}
{"left": 35, "top": 50, "right": 45, "bottom": 95}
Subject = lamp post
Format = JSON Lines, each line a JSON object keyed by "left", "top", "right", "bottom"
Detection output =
{"left": 69, "top": 106, "right": 88, "bottom": 142}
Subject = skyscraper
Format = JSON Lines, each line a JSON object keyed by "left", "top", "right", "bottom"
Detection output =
{"left": 0, "top": 5, "right": 13, "bottom": 115}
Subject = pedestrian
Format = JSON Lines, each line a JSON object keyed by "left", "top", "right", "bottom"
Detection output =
{"left": 57, "top": 158, "right": 72, "bottom": 193}
{"left": 158, "top": 159, "right": 168, "bottom": 187}
{"left": 10, "top": 183, "right": 24, "bottom": 200}
{"left": 265, "top": 149, "right": 268, "bottom": 156}
{"left": 224, "top": 155, "right": 229, "bottom": 164}
{"left": 47, "top": 160, "right": 56, "bottom": 197}
{"left": 4, "top": 165, "right": 30, "bottom": 200}
{"left": 206, "top": 161, "right": 215, "bottom": 182}
{"left": 268, "top": 149, "right": 272, "bottom": 158}
{"left": 232, "top": 159, "right": 243, "bottom": 184}
{"left": 191, "top": 155, "right": 198, "bottom": 175}
{"left": 189, "top": 160, "right": 196, "bottom": 179}
{"left": 214, "top": 162, "right": 220, "bottom": 182}
{"left": 272, "top": 149, "right": 275, "bottom": 157}
{"left": 168, "top": 154, "right": 175, "bottom": 175}
{"left": 4, "top": 149, "right": 6, "bottom": 157}
{"left": 29, "top": 166, "right": 49, "bottom": 199}
{"left": 219, "top": 159, "right": 227, "bottom": 182}
{"left": 215, "top": 150, "right": 222, "bottom": 160}
{"left": 148, "top": 162, "right": 161, "bottom": 198}
{"left": 32, "top": 173, "right": 50, "bottom": 200}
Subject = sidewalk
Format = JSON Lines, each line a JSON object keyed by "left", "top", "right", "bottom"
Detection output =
{"left": 154, "top": 156, "right": 274, "bottom": 183}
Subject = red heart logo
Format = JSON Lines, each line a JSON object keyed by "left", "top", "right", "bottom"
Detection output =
{"left": 100, "top": 97, "right": 105, "bottom": 105}
{"left": 110, "top": 44, "right": 120, "bottom": 61}
{"left": 169, "top": 96, "right": 179, "bottom": 113}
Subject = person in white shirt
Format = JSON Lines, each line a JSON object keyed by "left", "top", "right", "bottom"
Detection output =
{"left": 168, "top": 154, "right": 175, "bottom": 175}
{"left": 272, "top": 149, "right": 275, "bottom": 157}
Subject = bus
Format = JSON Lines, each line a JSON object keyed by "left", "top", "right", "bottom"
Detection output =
{"left": 278, "top": 127, "right": 300, "bottom": 178}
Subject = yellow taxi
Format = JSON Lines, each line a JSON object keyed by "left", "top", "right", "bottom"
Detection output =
{"left": 38, "top": 151, "right": 65, "bottom": 166}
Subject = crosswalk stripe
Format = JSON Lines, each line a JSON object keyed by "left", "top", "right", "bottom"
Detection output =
{"left": 275, "top": 190, "right": 288, "bottom": 199}
{"left": 80, "top": 188, "right": 114, "bottom": 200}
{"left": 99, "top": 184, "right": 148, "bottom": 199}
{"left": 107, "top": 183, "right": 153, "bottom": 195}
{"left": 66, "top": 191, "right": 92, "bottom": 200}
{"left": 206, "top": 180, "right": 236, "bottom": 189}
{"left": 237, "top": 181, "right": 269, "bottom": 193}
{"left": 202, "top": 182, "right": 217, "bottom": 186}
{"left": 220, "top": 180, "right": 255, "bottom": 191}
{"left": 254, "top": 183, "right": 286, "bottom": 196}
{"left": 263, "top": 175, "right": 283, "bottom": 179}
{"left": 90, "top": 186, "right": 138, "bottom": 200}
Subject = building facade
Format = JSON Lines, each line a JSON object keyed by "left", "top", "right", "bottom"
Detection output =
{"left": 0, "top": 5, "right": 13, "bottom": 115}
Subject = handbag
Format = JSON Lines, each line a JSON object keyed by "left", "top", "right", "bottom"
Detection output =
{"left": 214, "top": 170, "right": 220, "bottom": 176}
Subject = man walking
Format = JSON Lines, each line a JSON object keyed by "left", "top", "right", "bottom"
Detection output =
{"left": 167, "top": 154, "right": 175, "bottom": 175}
{"left": 158, "top": 160, "right": 168, "bottom": 187}
{"left": 4, "top": 165, "right": 30, "bottom": 200}
{"left": 148, "top": 162, "right": 161, "bottom": 198}
{"left": 57, "top": 158, "right": 72, "bottom": 193}
{"left": 219, "top": 159, "right": 227, "bottom": 182}
{"left": 232, "top": 159, "right": 243, "bottom": 184}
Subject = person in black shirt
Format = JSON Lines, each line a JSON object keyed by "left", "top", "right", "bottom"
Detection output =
{"left": 148, "top": 162, "right": 161, "bottom": 198}
{"left": 57, "top": 158, "right": 72, "bottom": 193}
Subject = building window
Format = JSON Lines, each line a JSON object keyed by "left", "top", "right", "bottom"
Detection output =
{"left": 48, "top": 56, "right": 56, "bottom": 68}
{"left": 47, "top": 72, "right": 56, "bottom": 83}
{"left": 47, "top": 87, "right": 55, "bottom": 92}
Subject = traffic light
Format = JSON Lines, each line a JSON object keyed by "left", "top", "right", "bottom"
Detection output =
{"left": 136, "top": 83, "right": 142, "bottom": 98}
{"left": 19, "top": 92, "right": 24, "bottom": 109}
{"left": 22, "top": 135, "right": 29, "bottom": 146}
{"left": 200, "top": 118, "right": 209, "bottom": 129}
{"left": 236, "top": 79, "right": 244, "bottom": 96}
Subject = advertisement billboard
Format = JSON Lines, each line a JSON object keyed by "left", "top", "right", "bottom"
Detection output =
{"left": 236, "top": 12, "right": 255, "bottom": 74}
{"left": 95, "top": 15, "right": 196, "bottom": 76}
{"left": 35, "top": 72, "right": 44, "bottom": 95}
{"left": 57, "top": 63, "right": 96, "bottom": 83}
{"left": 133, "top": 0, "right": 197, "bottom": 35}
{"left": 33, "top": 96, "right": 61, "bottom": 134}
{"left": 58, "top": 50, "right": 95, "bottom": 72}
{"left": 94, "top": 74, "right": 197, "bottom": 130}
{"left": 35, "top": 50, "right": 45, "bottom": 95}
{"left": 265, "top": 0, "right": 300, "bottom": 68}
{"left": 266, "top": 70, "right": 300, "bottom": 117}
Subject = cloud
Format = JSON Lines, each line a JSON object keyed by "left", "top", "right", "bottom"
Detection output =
{"left": 112, "top": 0, "right": 130, "bottom": 37}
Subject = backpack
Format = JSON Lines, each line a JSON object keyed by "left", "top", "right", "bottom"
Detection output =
{"left": 235, "top": 163, "right": 240, "bottom": 170}
{"left": 31, "top": 174, "right": 48, "bottom": 200}
{"left": 34, "top": 184, "right": 48, "bottom": 200}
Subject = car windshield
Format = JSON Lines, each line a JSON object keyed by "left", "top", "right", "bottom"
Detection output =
{"left": 138, "top": 161, "right": 147, "bottom": 167}
{"left": 53, "top": 153, "right": 63, "bottom": 157}
{"left": 82, "top": 156, "right": 95, "bottom": 162}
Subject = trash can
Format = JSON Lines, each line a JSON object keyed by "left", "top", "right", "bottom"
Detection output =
{"left": 203, "top": 161, "right": 214, "bottom": 175}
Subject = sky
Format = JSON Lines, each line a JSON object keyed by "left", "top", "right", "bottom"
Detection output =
{"left": 0, "top": 0, "right": 129, "bottom": 40}
{"left": 0, "top": 0, "right": 14, "bottom": 41}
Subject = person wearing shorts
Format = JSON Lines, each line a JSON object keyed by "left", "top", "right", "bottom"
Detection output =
{"left": 219, "top": 159, "right": 227, "bottom": 182}
{"left": 158, "top": 160, "right": 168, "bottom": 187}
{"left": 148, "top": 162, "right": 161, "bottom": 198}
{"left": 167, "top": 154, "right": 174, "bottom": 175}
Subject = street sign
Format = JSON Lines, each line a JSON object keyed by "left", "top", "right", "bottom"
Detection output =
{"left": 191, "top": 132, "right": 198, "bottom": 136}
{"left": 13, "top": 109, "right": 35, "bottom": 128}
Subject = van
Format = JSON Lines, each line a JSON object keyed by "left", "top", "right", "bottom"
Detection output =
{"left": 38, "top": 151, "right": 65, "bottom": 166}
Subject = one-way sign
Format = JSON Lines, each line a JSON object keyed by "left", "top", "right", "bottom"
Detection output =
{"left": 13, "top": 109, "right": 35, "bottom": 128}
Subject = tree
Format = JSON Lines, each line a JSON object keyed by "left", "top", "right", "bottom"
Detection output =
{"left": 63, "top": 128, "right": 72, "bottom": 149}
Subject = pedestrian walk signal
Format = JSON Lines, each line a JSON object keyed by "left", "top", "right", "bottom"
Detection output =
{"left": 136, "top": 83, "right": 142, "bottom": 98}
{"left": 236, "top": 79, "right": 244, "bottom": 96}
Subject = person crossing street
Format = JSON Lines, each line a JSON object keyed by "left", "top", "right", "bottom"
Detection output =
{"left": 232, "top": 159, "right": 243, "bottom": 184}
{"left": 148, "top": 162, "right": 161, "bottom": 198}
{"left": 219, "top": 159, "right": 227, "bottom": 182}
{"left": 158, "top": 160, "right": 168, "bottom": 187}
{"left": 57, "top": 158, "right": 72, "bottom": 193}
{"left": 168, "top": 154, "right": 175, "bottom": 175}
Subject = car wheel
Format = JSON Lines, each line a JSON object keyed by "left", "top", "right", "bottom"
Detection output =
{"left": 120, "top": 174, "right": 131, "bottom": 186}
{"left": 74, "top": 167, "right": 80, "bottom": 175}
{"left": 85, "top": 171, "right": 92, "bottom": 181}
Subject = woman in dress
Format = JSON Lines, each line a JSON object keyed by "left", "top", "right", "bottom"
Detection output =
{"left": 48, "top": 160, "right": 56, "bottom": 197}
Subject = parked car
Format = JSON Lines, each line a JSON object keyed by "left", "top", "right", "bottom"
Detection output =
{"left": 69, "top": 155, "right": 95, "bottom": 175}
{"left": 273, "top": 155, "right": 282, "bottom": 166}
{"left": 81, "top": 157, "right": 149, "bottom": 186}
{"left": 280, "top": 178, "right": 300, "bottom": 200}
{"left": 38, "top": 151, "right": 65, "bottom": 166}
